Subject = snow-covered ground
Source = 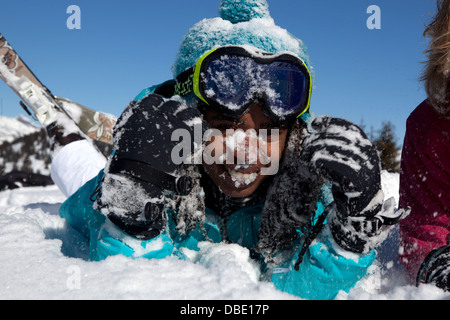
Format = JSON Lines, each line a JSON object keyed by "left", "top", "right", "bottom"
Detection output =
{"left": 0, "top": 170, "right": 449, "bottom": 300}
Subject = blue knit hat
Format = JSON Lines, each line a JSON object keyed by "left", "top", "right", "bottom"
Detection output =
{"left": 172, "top": 0, "right": 313, "bottom": 80}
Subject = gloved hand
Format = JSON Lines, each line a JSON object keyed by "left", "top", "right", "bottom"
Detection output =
{"left": 417, "top": 235, "right": 450, "bottom": 292}
{"left": 300, "top": 116, "right": 404, "bottom": 253}
{"left": 95, "top": 93, "right": 208, "bottom": 240}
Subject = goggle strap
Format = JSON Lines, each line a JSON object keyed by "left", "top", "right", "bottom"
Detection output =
{"left": 174, "top": 67, "right": 195, "bottom": 97}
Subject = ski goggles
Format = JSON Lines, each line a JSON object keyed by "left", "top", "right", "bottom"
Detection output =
{"left": 174, "top": 46, "right": 312, "bottom": 121}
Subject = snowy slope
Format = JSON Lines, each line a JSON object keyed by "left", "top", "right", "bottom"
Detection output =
{"left": 0, "top": 115, "right": 40, "bottom": 144}
{"left": 0, "top": 171, "right": 449, "bottom": 300}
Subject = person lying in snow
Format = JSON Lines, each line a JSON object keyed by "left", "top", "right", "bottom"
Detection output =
{"left": 29, "top": 0, "right": 409, "bottom": 300}
{"left": 399, "top": 0, "right": 450, "bottom": 292}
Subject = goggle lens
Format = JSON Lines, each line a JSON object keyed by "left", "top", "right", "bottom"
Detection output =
{"left": 202, "top": 55, "right": 308, "bottom": 119}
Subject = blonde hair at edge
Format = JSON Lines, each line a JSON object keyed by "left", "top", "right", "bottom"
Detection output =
{"left": 422, "top": 0, "right": 450, "bottom": 117}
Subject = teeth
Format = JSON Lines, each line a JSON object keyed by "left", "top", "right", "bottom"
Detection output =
{"left": 227, "top": 168, "right": 258, "bottom": 186}
{"left": 234, "top": 164, "right": 251, "bottom": 170}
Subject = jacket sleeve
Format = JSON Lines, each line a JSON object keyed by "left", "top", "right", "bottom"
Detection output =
{"left": 59, "top": 169, "right": 176, "bottom": 261}
{"left": 270, "top": 222, "right": 376, "bottom": 300}
{"left": 93, "top": 219, "right": 175, "bottom": 261}
{"left": 398, "top": 101, "right": 450, "bottom": 277}
{"left": 60, "top": 168, "right": 223, "bottom": 261}
{"left": 269, "top": 196, "right": 376, "bottom": 300}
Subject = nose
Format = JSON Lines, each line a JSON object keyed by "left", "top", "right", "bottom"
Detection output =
{"left": 225, "top": 129, "right": 260, "bottom": 165}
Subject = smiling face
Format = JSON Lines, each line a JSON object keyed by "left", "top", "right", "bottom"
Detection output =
{"left": 202, "top": 102, "right": 289, "bottom": 198}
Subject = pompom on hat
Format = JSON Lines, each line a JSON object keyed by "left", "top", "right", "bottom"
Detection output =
{"left": 172, "top": 0, "right": 313, "bottom": 81}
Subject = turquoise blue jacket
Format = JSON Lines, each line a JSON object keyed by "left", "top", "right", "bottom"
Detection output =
{"left": 59, "top": 87, "right": 376, "bottom": 300}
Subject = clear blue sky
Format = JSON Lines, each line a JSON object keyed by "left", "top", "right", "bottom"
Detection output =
{"left": 0, "top": 0, "right": 438, "bottom": 143}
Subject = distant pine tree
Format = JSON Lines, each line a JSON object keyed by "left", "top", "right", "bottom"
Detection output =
{"left": 373, "top": 121, "right": 401, "bottom": 173}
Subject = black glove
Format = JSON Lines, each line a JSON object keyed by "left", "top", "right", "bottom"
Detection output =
{"left": 300, "top": 116, "right": 404, "bottom": 253}
{"left": 417, "top": 235, "right": 450, "bottom": 292}
{"left": 95, "top": 93, "right": 207, "bottom": 240}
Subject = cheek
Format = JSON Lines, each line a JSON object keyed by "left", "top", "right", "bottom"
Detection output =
{"left": 204, "top": 137, "right": 219, "bottom": 156}
{"left": 203, "top": 133, "right": 227, "bottom": 164}
{"left": 265, "top": 133, "right": 288, "bottom": 162}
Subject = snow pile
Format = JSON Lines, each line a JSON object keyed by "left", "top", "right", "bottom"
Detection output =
{"left": 0, "top": 171, "right": 449, "bottom": 300}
